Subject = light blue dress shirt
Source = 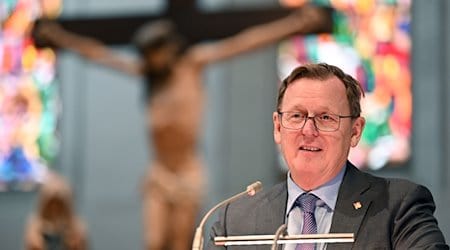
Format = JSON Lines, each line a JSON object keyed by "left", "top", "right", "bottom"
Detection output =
{"left": 284, "top": 166, "right": 346, "bottom": 250}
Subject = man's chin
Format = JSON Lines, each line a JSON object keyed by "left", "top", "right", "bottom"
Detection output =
{"left": 291, "top": 167, "right": 321, "bottom": 179}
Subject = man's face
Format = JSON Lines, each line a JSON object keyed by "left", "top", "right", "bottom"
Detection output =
{"left": 273, "top": 76, "right": 365, "bottom": 189}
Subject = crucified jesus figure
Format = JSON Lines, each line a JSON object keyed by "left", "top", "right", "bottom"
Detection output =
{"left": 33, "top": 5, "right": 330, "bottom": 250}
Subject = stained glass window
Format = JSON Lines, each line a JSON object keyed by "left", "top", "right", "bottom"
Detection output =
{"left": 277, "top": 0, "right": 412, "bottom": 170}
{"left": 0, "top": 0, "right": 61, "bottom": 191}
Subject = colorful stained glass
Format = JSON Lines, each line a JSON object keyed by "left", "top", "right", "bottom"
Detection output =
{"left": 278, "top": 0, "right": 412, "bottom": 170}
{"left": 0, "top": 0, "right": 61, "bottom": 191}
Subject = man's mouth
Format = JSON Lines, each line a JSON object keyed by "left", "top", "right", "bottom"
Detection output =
{"left": 299, "top": 146, "right": 322, "bottom": 152}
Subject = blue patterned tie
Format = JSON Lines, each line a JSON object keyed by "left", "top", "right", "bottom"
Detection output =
{"left": 295, "top": 193, "right": 319, "bottom": 250}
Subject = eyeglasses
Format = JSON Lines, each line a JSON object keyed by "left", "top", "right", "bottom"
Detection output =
{"left": 277, "top": 111, "right": 356, "bottom": 132}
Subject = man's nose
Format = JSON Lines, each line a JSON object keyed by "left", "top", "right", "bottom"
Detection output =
{"left": 301, "top": 117, "right": 319, "bottom": 136}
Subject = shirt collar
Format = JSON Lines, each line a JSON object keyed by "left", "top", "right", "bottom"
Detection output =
{"left": 286, "top": 163, "right": 346, "bottom": 214}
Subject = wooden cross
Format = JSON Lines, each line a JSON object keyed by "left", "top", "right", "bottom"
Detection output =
{"left": 56, "top": 0, "right": 331, "bottom": 46}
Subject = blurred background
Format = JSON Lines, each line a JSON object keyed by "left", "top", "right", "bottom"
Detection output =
{"left": 1, "top": 0, "right": 449, "bottom": 249}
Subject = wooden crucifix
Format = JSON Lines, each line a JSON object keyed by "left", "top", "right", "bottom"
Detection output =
{"left": 34, "top": 1, "right": 332, "bottom": 249}
{"left": 53, "top": 0, "right": 331, "bottom": 45}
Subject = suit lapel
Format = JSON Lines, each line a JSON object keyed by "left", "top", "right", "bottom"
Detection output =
{"left": 329, "top": 163, "right": 373, "bottom": 250}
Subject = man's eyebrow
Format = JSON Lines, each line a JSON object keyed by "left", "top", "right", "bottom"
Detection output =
{"left": 286, "top": 105, "right": 334, "bottom": 113}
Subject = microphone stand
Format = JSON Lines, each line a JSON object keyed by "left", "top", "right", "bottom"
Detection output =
{"left": 271, "top": 224, "right": 287, "bottom": 250}
{"left": 191, "top": 181, "right": 263, "bottom": 250}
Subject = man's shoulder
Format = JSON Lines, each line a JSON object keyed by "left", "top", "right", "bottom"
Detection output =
{"left": 362, "top": 170, "right": 424, "bottom": 190}
{"left": 349, "top": 166, "right": 431, "bottom": 200}
{"left": 228, "top": 181, "right": 287, "bottom": 214}
{"left": 220, "top": 181, "right": 287, "bottom": 234}
{"left": 384, "top": 177, "right": 433, "bottom": 201}
{"left": 229, "top": 181, "right": 287, "bottom": 210}
{"left": 347, "top": 164, "right": 421, "bottom": 189}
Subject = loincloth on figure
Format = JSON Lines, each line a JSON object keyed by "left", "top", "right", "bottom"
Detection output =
{"left": 143, "top": 165, "right": 205, "bottom": 205}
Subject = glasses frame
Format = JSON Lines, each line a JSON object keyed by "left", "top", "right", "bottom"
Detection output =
{"left": 277, "top": 111, "right": 357, "bottom": 132}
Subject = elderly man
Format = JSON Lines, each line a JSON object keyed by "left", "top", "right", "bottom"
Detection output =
{"left": 208, "top": 63, "right": 448, "bottom": 249}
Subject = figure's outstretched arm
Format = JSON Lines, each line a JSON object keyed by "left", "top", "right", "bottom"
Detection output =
{"left": 186, "top": 4, "right": 332, "bottom": 66}
{"left": 33, "top": 20, "right": 141, "bottom": 76}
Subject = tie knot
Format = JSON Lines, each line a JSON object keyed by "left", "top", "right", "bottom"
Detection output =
{"left": 295, "top": 193, "right": 318, "bottom": 213}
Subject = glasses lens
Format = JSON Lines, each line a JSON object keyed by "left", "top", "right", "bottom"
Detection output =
{"left": 281, "top": 112, "right": 306, "bottom": 130}
{"left": 314, "top": 114, "right": 339, "bottom": 131}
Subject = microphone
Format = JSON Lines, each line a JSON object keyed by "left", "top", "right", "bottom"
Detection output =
{"left": 191, "top": 181, "right": 263, "bottom": 250}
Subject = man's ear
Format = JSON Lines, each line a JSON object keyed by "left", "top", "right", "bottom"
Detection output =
{"left": 273, "top": 112, "right": 282, "bottom": 144}
{"left": 351, "top": 117, "right": 365, "bottom": 147}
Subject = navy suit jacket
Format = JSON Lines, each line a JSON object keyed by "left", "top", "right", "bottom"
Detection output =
{"left": 207, "top": 163, "right": 448, "bottom": 249}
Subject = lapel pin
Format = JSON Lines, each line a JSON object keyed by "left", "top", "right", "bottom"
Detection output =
{"left": 353, "top": 201, "right": 362, "bottom": 210}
